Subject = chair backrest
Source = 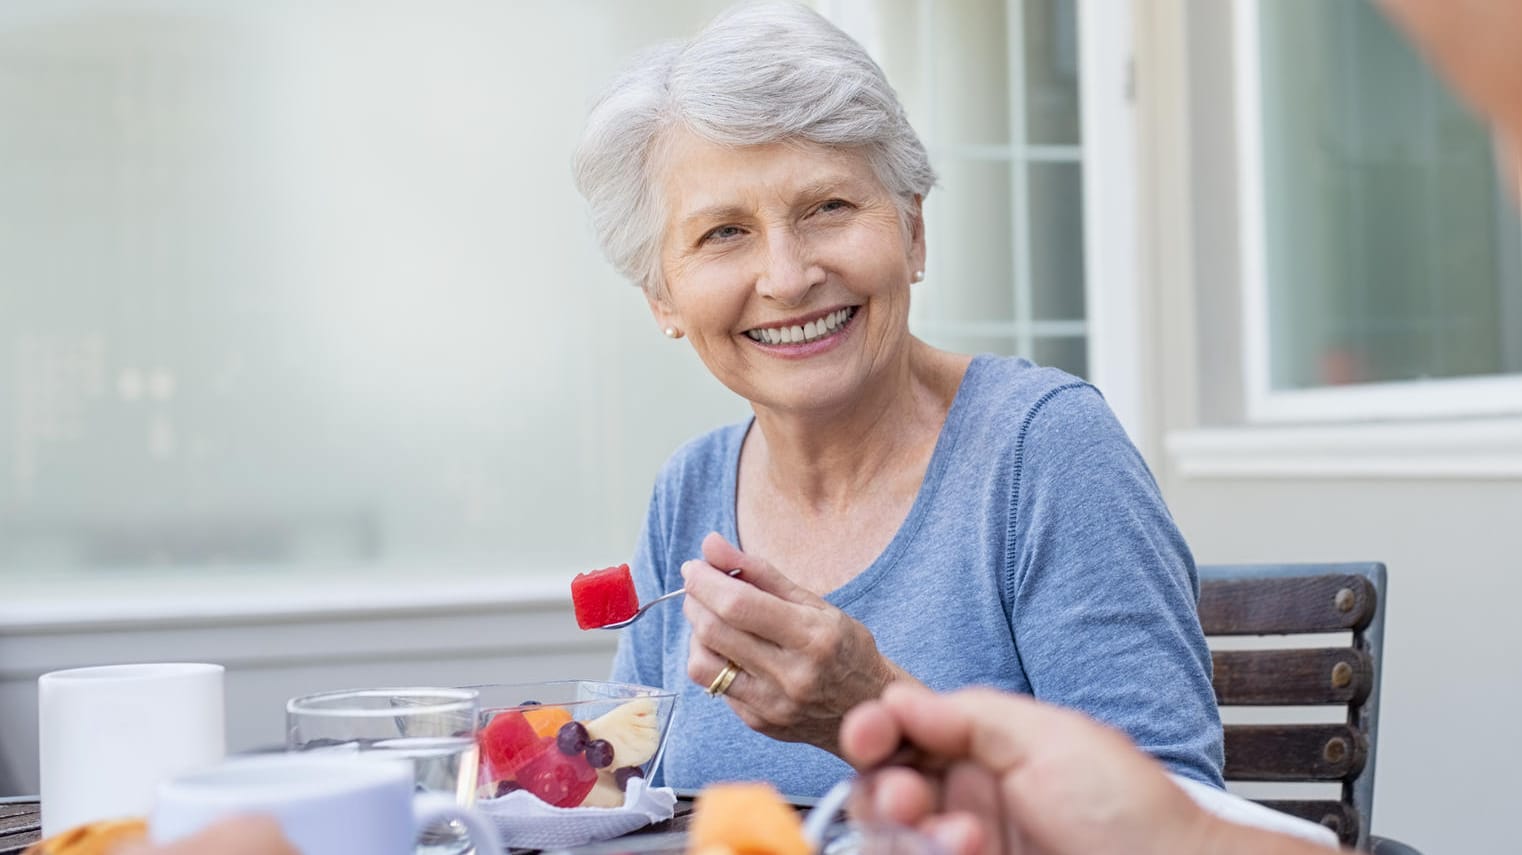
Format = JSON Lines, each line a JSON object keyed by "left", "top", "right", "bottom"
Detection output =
{"left": 1197, "top": 562, "right": 1387, "bottom": 850}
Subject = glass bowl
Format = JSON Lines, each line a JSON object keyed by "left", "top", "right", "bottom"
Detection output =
{"left": 463, "top": 680, "right": 677, "bottom": 809}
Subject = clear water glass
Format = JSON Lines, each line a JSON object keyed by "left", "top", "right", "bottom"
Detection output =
{"left": 287, "top": 687, "right": 480, "bottom": 855}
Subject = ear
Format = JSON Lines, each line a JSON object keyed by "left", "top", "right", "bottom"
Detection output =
{"left": 907, "top": 194, "right": 927, "bottom": 277}
{"left": 644, "top": 286, "right": 680, "bottom": 336}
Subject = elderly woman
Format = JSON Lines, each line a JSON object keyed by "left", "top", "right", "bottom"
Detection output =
{"left": 572, "top": 3, "right": 1222, "bottom": 797}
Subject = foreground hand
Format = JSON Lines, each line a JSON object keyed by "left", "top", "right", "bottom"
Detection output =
{"left": 682, "top": 532, "right": 913, "bottom": 754}
{"left": 120, "top": 816, "right": 299, "bottom": 855}
{"left": 840, "top": 684, "right": 1215, "bottom": 855}
{"left": 1377, "top": 0, "right": 1522, "bottom": 142}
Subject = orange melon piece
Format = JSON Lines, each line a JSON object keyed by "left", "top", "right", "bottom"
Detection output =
{"left": 523, "top": 705, "right": 573, "bottom": 739}
{"left": 688, "top": 783, "right": 809, "bottom": 855}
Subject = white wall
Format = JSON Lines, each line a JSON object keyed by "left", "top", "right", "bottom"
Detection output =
{"left": 1137, "top": 2, "right": 1522, "bottom": 850}
{"left": 0, "top": 0, "right": 737, "bottom": 798}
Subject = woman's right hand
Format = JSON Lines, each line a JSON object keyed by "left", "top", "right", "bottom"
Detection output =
{"left": 681, "top": 532, "right": 914, "bottom": 755}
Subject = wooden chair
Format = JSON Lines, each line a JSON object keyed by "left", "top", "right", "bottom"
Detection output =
{"left": 1198, "top": 562, "right": 1419, "bottom": 853}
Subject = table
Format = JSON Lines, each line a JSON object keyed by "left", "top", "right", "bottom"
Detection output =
{"left": 0, "top": 799, "right": 39, "bottom": 855}
{"left": 0, "top": 797, "right": 707, "bottom": 855}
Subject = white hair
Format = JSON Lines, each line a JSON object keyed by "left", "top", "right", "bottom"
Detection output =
{"left": 572, "top": 1, "right": 936, "bottom": 295}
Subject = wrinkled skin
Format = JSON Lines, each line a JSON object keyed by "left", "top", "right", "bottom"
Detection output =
{"left": 683, "top": 532, "right": 916, "bottom": 756}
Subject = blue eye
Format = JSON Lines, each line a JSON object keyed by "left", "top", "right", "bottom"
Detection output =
{"left": 815, "top": 199, "right": 851, "bottom": 214}
{"left": 702, "top": 225, "right": 743, "bottom": 244}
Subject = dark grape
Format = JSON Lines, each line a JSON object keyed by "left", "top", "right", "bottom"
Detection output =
{"left": 556, "top": 720, "right": 589, "bottom": 755}
{"left": 584, "top": 738, "right": 615, "bottom": 769}
{"left": 613, "top": 766, "right": 645, "bottom": 789}
{"left": 518, "top": 699, "right": 542, "bottom": 706}
{"left": 494, "top": 779, "right": 522, "bottom": 798}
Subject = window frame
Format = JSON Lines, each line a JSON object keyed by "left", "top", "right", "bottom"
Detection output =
{"left": 1233, "top": 0, "right": 1522, "bottom": 424}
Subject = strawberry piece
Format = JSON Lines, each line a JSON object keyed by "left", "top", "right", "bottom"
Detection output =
{"left": 480, "top": 711, "right": 549, "bottom": 780}
{"left": 571, "top": 564, "right": 639, "bottom": 630}
{"left": 516, "top": 745, "right": 598, "bottom": 808}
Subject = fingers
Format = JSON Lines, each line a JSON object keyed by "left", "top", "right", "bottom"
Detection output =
{"left": 876, "top": 684, "right": 1066, "bottom": 776}
{"left": 919, "top": 813, "right": 991, "bottom": 855}
{"left": 697, "top": 532, "right": 814, "bottom": 605}
{"left": 684, "top": 585, "right": 785, "bottom": 672}
{"left": 681, "top": 560, "right": 813, "bottom": 651}
{"left": 940, "top": 762, "right": 1005, "bottom": 855}
{"left": 856, "top": 766, "right": 937, "bottom": 827}
{"left": 840, "top": 697, "right": 905, "bottom": 769}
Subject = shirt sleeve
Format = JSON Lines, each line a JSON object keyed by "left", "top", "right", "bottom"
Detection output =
{"left": 1006, "top": 383, "right": 1225, "bottom": 787}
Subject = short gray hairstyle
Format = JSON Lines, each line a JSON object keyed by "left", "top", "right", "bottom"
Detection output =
{"left": 572, "top": 1, "right": 936, "bottom": 295}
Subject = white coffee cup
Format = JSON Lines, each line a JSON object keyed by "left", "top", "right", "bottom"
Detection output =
{"left": 150, "top": 754, "right": 503, "bottom": 855}
{"left": 39, "top": 662, "right": 226, "bottom": 836}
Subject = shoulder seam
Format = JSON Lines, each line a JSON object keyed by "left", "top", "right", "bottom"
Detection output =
{"left": 1002, "top": 381, "right": 1098, "bottom": 620}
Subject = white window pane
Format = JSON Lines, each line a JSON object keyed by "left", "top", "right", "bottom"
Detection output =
{"left": 922, "top": 157, "right": 1016, "bottom": 322}
{"left": 1022, "top": 0, "right": 1080, "bottom": 146}
{"left": 1029, "top": 162, "right": 1086, "bottom": 321}
{"left": 931, "top": 0, "right": 1009, "bottom": 145}
{"left": 1257, "top": 0, "right": 1522, "bottom": 391}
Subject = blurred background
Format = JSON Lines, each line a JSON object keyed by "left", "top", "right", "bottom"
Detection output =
{"left": 1, "top": 1, "right": 1518, "bottom": 850}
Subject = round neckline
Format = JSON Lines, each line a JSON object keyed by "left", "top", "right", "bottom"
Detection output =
{"left": 718, "top": 354, "right": 985, "bottom": 608}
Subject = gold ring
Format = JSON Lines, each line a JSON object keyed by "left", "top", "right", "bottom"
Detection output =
{"left": 706, "top": 661, "right": 740, "bottom": 697}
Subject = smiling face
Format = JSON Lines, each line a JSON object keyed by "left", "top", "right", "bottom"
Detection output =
{"left": 648, "top": 129, "right": 926, "bottom": 415}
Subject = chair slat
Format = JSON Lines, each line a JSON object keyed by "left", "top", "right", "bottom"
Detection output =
{"left": 1199, "top": 575, "right": 1376, "bottom": 635}
{"left": 1211, "top": 648, "right": 1372, "bottom": 705}
{"left": 1223, "top": 723, "right": 1367, "bottom": 781}
{"left": 1253, "top": 800, "right": 1359, "bottom": 847}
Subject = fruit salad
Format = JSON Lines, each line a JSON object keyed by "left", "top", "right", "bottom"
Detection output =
{"left": 479, "top": 696, "right": 662, "bottom": 809}
{"left": 571, "top": 564, "right": 640, "bottom": 629}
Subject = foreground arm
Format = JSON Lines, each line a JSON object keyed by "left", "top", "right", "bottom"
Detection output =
{"left": 120, "top": 816, "right": 299, "bottom": 855}
{"left": 841, "top": 684, "right": 1339, "bottom": 855}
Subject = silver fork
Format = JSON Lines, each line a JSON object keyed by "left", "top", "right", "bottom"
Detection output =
{"left": 594, "top": 567, "right": 742, "bottom": 630}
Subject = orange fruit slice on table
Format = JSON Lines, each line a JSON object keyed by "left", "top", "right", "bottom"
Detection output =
{"left": 689, "top": 782, "right": 810, "bottom": 855}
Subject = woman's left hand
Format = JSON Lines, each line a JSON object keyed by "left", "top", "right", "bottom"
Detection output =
{"left": 682, "top": 531, "right": 920, "bottom": 754}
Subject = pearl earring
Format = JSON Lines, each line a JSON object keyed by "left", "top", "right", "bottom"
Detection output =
{"left": 664, "top": 327, "right": 681, "bottom": 339}
{"left": 912, "top": 270, "right": 924, "bottom": 282}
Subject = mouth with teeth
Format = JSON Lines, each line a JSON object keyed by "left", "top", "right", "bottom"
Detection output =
{"left": 744, "top": 306, "right": 859, "bottom": 346}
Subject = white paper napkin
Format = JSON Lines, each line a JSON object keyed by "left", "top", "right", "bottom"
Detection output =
{"left": 1168, "top": 774, "right": 1341, "bottom": 848}
{"left": 477, "top": 778, "right": 677, "bottom": 850}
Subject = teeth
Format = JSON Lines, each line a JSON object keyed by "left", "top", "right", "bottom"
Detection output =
{"left": 747, "top": 307, "right": 855, "bottom": 346}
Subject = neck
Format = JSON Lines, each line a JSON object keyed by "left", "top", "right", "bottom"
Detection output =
{"left": 746, "top": 339, "right": 967, "bottom": 512}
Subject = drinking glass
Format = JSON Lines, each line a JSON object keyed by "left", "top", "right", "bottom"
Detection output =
{"left": 287, "top": 687, "right": 480, "bottom": 855}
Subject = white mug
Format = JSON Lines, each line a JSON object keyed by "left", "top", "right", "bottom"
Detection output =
{"left": 39, "top": 662, "right": 226, "bottom": 836}
{"left": 150, "top": 754, "right": 503, "bottom": 855}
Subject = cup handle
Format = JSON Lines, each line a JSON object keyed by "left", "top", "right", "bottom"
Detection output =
{"left": 412, "top": 792, "right": 504, "bottom": 854}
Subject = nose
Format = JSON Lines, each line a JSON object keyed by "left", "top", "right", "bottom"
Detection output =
{"left": 754, "top": 227, "right": 822, "bottom": 306}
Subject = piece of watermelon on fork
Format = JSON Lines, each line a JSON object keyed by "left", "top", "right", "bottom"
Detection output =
{"left": 571, "top": 563, "right": 640, "bottom": 630}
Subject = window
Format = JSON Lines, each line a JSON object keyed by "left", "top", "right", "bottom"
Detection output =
{"left": 826, "top": 0, "right": 1092, "bottom": 378}
{"left": 1236, "top": 0, "right": 1522, "bottom": 422}
{"left": 0, "top": 1, "right": 749, "bottom": 587}
{"left": 0, "top": 1, "right": 1122, "bottom": 589}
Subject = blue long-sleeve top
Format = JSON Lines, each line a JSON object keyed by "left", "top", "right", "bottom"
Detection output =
{"left": 612, "top": 354, "right": 1224, "bottom": 796}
